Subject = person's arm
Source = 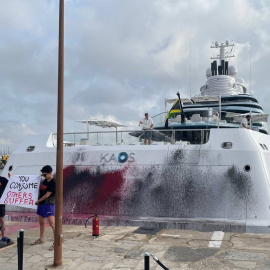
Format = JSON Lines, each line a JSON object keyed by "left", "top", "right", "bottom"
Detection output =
{"left": 242, "top": 121, "right": 250, "bottom": 129}
{"left": 35, "top": 191, "right": 52, "bottom": 205}
{"left": 149, "top": 118, "right": 154, "bottom": 129}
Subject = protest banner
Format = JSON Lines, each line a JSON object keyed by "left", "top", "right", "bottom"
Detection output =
{"left": 0, "top": 175, "right": 40, "bottom": 209}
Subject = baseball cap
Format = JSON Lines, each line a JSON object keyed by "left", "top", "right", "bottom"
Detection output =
{"left": 41, "top": 165, "right": 53, "bottom": 173}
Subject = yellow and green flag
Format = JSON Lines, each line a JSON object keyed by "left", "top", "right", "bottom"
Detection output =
{"left": 166, "top": 99, "right": 182, "bottom": 119}
{"left": 165, "top": 92, "right": 184, "bottom": 128}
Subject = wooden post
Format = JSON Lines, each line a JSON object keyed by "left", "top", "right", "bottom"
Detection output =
{"left": 54, "top": 0, "right": 64, "bottom": 266}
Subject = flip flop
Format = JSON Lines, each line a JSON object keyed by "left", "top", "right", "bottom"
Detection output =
{"left": 31, "top": 239, "right": 45, "bottom": 245}
{"left": 49, "top": 243, "right": 54, "bottom": 251}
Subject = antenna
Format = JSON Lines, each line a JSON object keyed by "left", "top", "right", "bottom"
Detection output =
{"left": 249, "top": 34, "right": 252, "bottom": 94}
{"left": 189, "top": 42, "right": 191, "bottom": 98}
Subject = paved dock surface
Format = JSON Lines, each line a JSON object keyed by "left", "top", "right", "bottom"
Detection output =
{"left": 1, "top": 221, "right": 270, "bottom": 269}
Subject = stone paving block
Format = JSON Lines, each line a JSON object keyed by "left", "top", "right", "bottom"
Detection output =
{"left": 122, "top": 233, "right": 150, "bottom": 242}
{"left": 62, "top": 250, "right": 86, "bottom": 258}
{"left": 95, "top": 234, "right": 125, "bottom": 241}
{"left": 150, "top": 236, "right": 188, "bottom": 246}
{"left": 170, "top": 266, "right": 188, "bottom": 270}
{"left": 101, "top": 255, "right": 123, "bottom": 267}
{"left": 117, "top": 258, "right": 140, "bottom": 268}
{"left": 0, "top": 248, "right": 17, "bottom": 255}
{"left": 76, "top": 261, "right": 103, "bottom": 270}
{"left": 66, "top": 239, "right": 92, "bottom": 247}
{"left": 216, "top": 250, "right": 269, "bottom": 261}
{"left": 262, "top": 259, "right": 270, "bottom": 267}
{"left": 74, "top": 256, "right": 84, "bottom": 263}
{"left": 1, "top": 263, "right": 18, "bottom": 270}
{"left": 0, "top": 256, "right": 9, "bottom": 263}
{"left": 114, "top": 247, "right": 129, "bottom": 253}
{"left": 26, "top": 254, "right": 44, "bottom": 263}
{"left": 101, "top": 226, "right": 139, "bottom": 235}
{"left": 159, "top": 229, "right": 215, "bottom": 240}
{"left": 101, "top": 262, "right": 116, "bottom": 269}
{"left": 90, "top": 240, "right": 121, "bottom": 249}
{"left": 139, "top": 243, "right": 168, "bottom": 253}
{"left": 231, "top": 235, "right": 270, "bottom": 251}
{"left": 188, "top": 239, "right": 232, "bottom": 248}
{"left": 62, "top": 261, "right": 81, "bottom": 270}
{"left": 126, "top": 249, "right": 142, "bottom": 258}
{"left": 118, "top": 242, "right": 140, "bottom": 250}
{"left": 19, "top": 252, "right": 32, "bottom": 258}
{"left": 82, "top": 249, "right": 113, "bottom": 257}
{"left": 230, "top": 260, "right": 258, "bottom": 269}
{"left": 165, "top": 246, "right": 218, "bottom": 262}
{"left": 84, "top": 255, "right": 104, "bottom": 261}
{"left": 43, "top": 251, "right": 54, "bottom": 258}
{"left": 111, "top": 268, "right": 133, "bottom": 270}
{"left": 233, "top": 233, "right": 270, "bottom": 239}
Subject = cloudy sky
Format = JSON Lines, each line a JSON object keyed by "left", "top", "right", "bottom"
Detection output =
{"left": 0, "top": 0, "right": 269, "bottom": 152}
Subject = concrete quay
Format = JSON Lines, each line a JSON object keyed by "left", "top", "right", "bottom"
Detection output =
{"left": 1, "top": 220, "right": 270, "bottom": 270}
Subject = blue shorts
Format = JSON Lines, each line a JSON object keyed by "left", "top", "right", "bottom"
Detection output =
{"left": 37, "top": 204, "right": 55, "bottom": 218}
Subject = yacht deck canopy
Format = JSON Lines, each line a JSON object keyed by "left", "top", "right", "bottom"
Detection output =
{"left": 76, "top": 120, "right": 126, "bottom": 128}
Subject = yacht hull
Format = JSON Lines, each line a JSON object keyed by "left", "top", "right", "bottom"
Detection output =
{"left": 2, "top": 129, "right": 270, "bottom": 233}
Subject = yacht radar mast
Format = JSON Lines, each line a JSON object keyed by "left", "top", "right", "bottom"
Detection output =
{"left": 210, "top": 40, "right": 235, "bottom": 64}
{"left": 201, "top": 41, "right": 246, "bottom": 96}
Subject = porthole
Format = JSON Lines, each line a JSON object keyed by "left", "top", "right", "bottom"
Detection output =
{"left": 221, "top": 142, "right": 233, "bottom": 149}
{"left": 244, "top": 165, "right": 251, "bottom": 172}
{"left": 26, "top": 146, "right": 35, "bottom": 152}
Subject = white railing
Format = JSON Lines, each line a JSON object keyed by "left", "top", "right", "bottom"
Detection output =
{"left": 51, "top": 128, "right": 211, "bottom": 147}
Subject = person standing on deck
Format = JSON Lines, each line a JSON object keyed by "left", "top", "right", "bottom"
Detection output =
{"left": 31, "top": 165, "right": 55, "bottom": 251}
{"left": 240, "top": 115, "right": 251, "bottom": 129}
{"left": 139, "top": 113, "right": 154, "bottom": 145}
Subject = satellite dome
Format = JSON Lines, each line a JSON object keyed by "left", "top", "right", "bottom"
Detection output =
{"left": 236, "top": 77, "right": 244, "bottom": 85}
{"left": 206, "top": 68, "right": 211, "bottom": 78}
{"left": 228, "top": 65, "right": 238, "bottom": 76}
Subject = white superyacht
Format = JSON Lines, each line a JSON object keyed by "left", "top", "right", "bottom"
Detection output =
{"left": 2, "top": 41, "right": 270, "bottom": 233}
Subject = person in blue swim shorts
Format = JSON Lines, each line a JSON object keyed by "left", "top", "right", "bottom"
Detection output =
{"left": 31, "top": 165, "right": 55, "bottom": 251}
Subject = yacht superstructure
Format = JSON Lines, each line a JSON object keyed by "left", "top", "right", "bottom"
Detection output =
{"left": 153, "top": 41, "right": 268, "bottom": 135}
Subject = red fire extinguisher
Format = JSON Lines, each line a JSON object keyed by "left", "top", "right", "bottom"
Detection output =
{"left": 85, "top": 214, "right": 99, "bottom": 237}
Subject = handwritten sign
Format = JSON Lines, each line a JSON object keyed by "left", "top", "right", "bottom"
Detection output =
{"left": 0, "top": 175, "right": 40, "bottom": 209}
